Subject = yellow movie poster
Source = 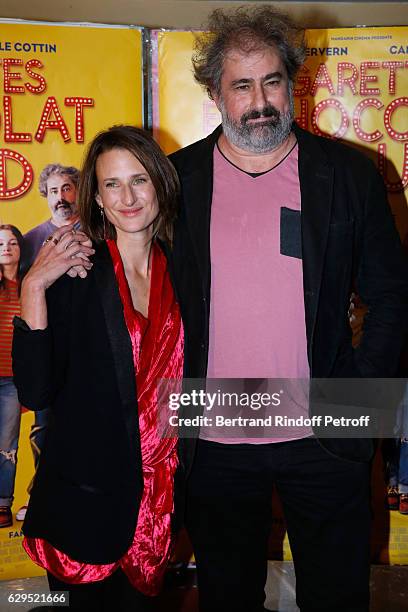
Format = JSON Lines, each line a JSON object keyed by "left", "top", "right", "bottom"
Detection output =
{"left": 0, "top": 20, "right": 143, "bottom": 580}
{"left": 152, "top": 30, "right": 221, "bottom": 156}
{"left": 152, "top": 26, "right": 408, "bottom": 565}
{"left": 299, "top": 27, "right": 408, "bottom": 240}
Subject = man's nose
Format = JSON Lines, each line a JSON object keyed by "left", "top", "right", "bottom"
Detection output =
{"left": 252, "top": 84, "right": 268, "bottom": 110}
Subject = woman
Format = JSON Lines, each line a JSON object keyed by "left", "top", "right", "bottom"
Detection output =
{"left": 12, "top": 126, "right": 183, "bottom": 611}
{"left": 0, "top": 224, "right": 26, "bottom": 529}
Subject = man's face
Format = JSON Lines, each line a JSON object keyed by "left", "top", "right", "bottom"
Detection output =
{"left": 46, "top": 174, "right": 78, "bottom": 225}
{"left": 212, "top": 45, "right": 294, "bottom": 153}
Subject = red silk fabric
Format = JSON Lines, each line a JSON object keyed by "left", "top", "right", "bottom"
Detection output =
{"left": 24, "top": 240, "right": 184, "bottom": 596}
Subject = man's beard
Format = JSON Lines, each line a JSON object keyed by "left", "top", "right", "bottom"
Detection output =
{"left": 220, "top": 87, "right": 294, "bottom": 154}
{"left": 53, "top": 200, "right": 77, "bottom": 221}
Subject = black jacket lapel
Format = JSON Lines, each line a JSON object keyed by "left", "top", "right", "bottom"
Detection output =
{"left": 171, "top": 127, "right": 221, "bottom": 296}
{"left": 92, "top": 242, "right": 140, "bottom": 456}
{"left": 295, "top": 125, "right": 334, "bottom": 369}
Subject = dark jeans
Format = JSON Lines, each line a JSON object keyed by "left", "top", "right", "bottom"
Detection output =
{"left": 47, "top": 568, "right": 156, "bottom": 612}
{"left": 186, "top": 437, "right": 371, "bottom": 612}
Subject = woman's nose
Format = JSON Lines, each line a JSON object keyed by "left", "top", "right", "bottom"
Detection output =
{"left": 121, "top": 184, "right": 135, "bottom": 206}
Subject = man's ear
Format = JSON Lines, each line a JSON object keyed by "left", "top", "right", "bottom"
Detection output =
{"left": 95, "top": 193, "right": 103, "bottom": 207}
{"left": 209, "top": 88, "right": 221, "bottom": 112}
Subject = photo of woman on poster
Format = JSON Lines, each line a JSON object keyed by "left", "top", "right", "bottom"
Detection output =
{"left": 0, "top": 225, "right": 26, "bottom": 529}
{"left": 12, "top": 125, "right": 183, "bottom": 611}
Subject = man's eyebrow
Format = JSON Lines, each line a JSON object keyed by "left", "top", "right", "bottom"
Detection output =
{"left": 263, "top": 72, "right": 283, "bottom": 80}
{"left": 230, "top": 72, "right": 283, "bottom": 87}
{"left": 230, "top": 78, "right": 252, "bottom": 86}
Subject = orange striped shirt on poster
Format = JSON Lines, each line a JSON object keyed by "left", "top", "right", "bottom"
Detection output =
{"left": 0, "top": 279, "right": 20, "bottom": 376}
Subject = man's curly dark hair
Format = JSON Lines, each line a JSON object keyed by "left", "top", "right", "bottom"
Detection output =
{"left": 192, "top": 5, "right": 306, "bottom": 98}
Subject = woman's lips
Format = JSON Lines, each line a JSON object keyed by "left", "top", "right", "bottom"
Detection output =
{"left": 120, "top": 207, "right": 143, "bottom": 217}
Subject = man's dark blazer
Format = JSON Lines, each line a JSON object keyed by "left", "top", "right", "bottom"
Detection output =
{"left": 169, "top": 124, "right": 408, "bottom": 466}
{"left": 12, "top": 241, "right": 182, "bottom": 564}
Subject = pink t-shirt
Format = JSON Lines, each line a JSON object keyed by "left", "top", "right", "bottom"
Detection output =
{"left": 202, "top": 142, "right": 311, "bottom": 444}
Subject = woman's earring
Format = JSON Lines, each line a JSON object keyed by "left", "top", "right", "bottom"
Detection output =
{"left": 99, "top": 206, "right": 106, "bottom": 239}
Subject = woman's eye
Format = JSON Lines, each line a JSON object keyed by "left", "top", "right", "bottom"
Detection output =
{"left": 105, "top": 182, "right": 118, "bottom": 188}
{"left": 133, "top": 177, "right": 146, "bottom": 185}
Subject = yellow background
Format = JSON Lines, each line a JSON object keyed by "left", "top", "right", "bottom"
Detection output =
{"left": 153, "top": 31, "right": 220, "bottom": 156}
{"left": 0, "top": 22, "right": 143, "bottom": 233}
{"left": 302, "top": 27, "right": 408, "bottom": 240}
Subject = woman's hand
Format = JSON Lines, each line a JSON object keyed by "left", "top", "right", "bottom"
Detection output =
{"left": 21, "top": 225, "right": 95, "bottom": 329}
{"left": 25, "top": 225, "right": 95, "bottom": 291}
{"left": 65, "top": 231, "right": 94, "bottom": 279}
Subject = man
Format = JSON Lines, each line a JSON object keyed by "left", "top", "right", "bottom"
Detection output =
{"left": 17, "top": 164, "right": 80, "bottom": 522}
{"left": 24, "top": 164, "right": 80, "bottom": 267}
{"left": 169, "top": 6, "right": 407, "bottom": 612}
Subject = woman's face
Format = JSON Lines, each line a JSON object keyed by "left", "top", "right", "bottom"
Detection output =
{"left": 0, "top": 229, "right": 20, "bottom": 267}
{"left": 95, "top": 148, "right": 159, "bottom": 239}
